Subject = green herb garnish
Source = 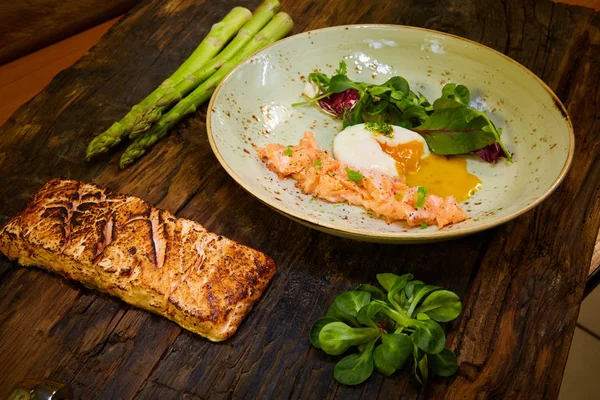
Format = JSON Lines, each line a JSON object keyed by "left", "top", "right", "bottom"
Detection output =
{"left": 420, "top": 222, "right": 427, "bottom": 229}
{"left": 314, "top": 159, "right": 322, "bottom": 167}
{"left": 283, "top": 147, "right": 293, "bottom": 156}
{"left": 365, "top": 122, "right": 394, "bottom": 137}
{"left": 310, "top": 273, "right": 462, "bottom": 385}
{"left": 394, "top": 193, "right": 404, "bottom": 201}
{"left": 415, "top": 186, "right": 428, "bottom": 208}
{"left": 345, "top": 167, "right": 363, "bottom": 185}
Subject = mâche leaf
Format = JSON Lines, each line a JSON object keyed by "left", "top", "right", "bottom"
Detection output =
{"left": 411, "top": 319, "right": 446, "bottom": 354}
{"left": 416, "top": 312, "right": 430, "bottom": 321}
{"left": 319, "top": 322, "right": 381, "bottom": 355}
{"left": 404, "top": 280, "right": 424, "bottom": 299}
{"left": 310, "top": 317, "right": 338, "bottom": 348}
{"left": 415, "top": 290, "right": 462, "bottom": 322}
{"left": 417, "top": 353, "right": 429, "bottom": 384}
{"left": 355, "top": 284, "right": 387, "bottom": 301}
{"left": 388, "top": 275, "right": 413, "bottom": 310}
{"left": 334, "top": 291, "right": 371, "bottom": 317}
{"left": 326, "top": 302, "right": 359, "bottom": 327}
{"left": 376, "top": 273, "right": 413, "bottom": 292}
{"left": 310, "top": 272, "right": 462, "bottom": 385}
{"left": 334, "top": 339, "right": 377, "bottom": 385}
{"left": 429, "top": 348, "right": 459, "bottom": 377}
{"left": 373, "top": 333, "right": 413, "bottom": 376}
{"left": 357, "top": 301, "right": 386, "bottom": 326}
{"left": 406, "top": 285, "right": 440, "bottom": 317}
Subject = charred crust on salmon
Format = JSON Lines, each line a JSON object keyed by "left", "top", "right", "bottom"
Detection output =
{"left": 0, "top": 179, "right": 277, "bottom": 342}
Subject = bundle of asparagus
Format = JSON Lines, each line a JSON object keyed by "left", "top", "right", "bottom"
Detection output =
{"left": 86, "top": 0, "right": 294, "bottom": 168}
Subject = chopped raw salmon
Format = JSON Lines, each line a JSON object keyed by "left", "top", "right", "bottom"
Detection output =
{"left": 256, "top": 132, "right": 468, "bottom": 228}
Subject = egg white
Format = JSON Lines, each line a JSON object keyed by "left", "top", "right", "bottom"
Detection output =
{"left": 332, "top": 124, "right": 429, "bottom": 178}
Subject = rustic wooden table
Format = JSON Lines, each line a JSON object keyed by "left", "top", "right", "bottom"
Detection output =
{"left": 0, "top": 0, "right": 599, "bottom": 398}
{"left": 0, "top": 0, "right": 138, "bottom": 65}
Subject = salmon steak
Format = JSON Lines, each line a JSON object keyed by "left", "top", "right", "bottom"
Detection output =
{"left": 256, "top": 132, "right": 468, "bottom": 228}
{"left": 0, "top": 179, "right": 276, "bottom": 342}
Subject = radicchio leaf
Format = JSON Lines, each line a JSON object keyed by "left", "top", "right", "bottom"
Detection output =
{"left": 473, "top": 142, "right": 509, "bottom": 163}
{"left": 318, "top": 89, "right": 360, "bottom": 116}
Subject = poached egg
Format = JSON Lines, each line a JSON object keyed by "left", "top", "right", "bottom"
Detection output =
{"left": 333, "top": 123, "right": 481, "bottom": 202}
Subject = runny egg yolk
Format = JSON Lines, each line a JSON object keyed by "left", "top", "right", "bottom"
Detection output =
{"left": 380, "top": 141, "right": 482, "bottom": 203}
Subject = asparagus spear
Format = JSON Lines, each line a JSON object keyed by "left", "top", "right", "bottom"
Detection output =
{"left": 86, "top": 7, "right": 252, "bottom": 160}
{"left": 130, "top": 0, "right": 281, "bottom": 138}
{"left": 120, "top": 12, "right": 294, "bottom": 169}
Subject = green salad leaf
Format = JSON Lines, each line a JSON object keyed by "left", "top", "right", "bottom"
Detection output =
{"left": 413, "top": 108, "right": 497, "bottom": 155}
{"left": 415, "top": 290, "right": 462, "bottom": 322}
{"left": 310, "top": 317, "right": 339, "bottom": 348}
{"left": 411, "top": 319, "right": 446, "bottom": 354}
{"left": 309, "top": 273, "right": 462, "bottom": 385}
{"left": 334, "top": 291, "right": 371, "bottom": 317}
{"left": 356, "top": 301, "right": 386, "bottom": 326}
{"left": 295, "top": 62, "right": 512, "bottom": 163}
{"left": 319, "top": 322, "right": 381, "bottom": 355}
{"left": 373, "top": 333, "right": 413, "bottom": 376}
{"left": 326, "top": 301, "right": 360, "bottom": 327}
{"left": 429, "top": 347, "right": 459, "bottom": 377}
{"left": 354, "top": 284, "right": 387, "bottom": 302}
{"left": 334, "top": 339, "right": 377, "bottom": 385}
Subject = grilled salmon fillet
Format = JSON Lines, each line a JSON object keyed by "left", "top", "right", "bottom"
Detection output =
{"left": 0, "top": 179, "right": 276, "bottom": 341}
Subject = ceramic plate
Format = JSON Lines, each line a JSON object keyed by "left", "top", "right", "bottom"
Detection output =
{"left": 206, "top": 25, "right": 574, "bottom": 243}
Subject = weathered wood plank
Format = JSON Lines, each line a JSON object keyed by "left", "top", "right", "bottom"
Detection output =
{"left": 0, "top": 0, "right": 141, "bottom": 65}
{"left": 0, "top": 0, "right": 598, "bottom": 398}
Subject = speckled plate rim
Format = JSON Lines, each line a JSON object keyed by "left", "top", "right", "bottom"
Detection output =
{"left": 206, "top": 24, "right": 575, "bottom": 242}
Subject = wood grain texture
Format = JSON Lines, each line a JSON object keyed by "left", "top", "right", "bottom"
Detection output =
{"left": 0, "top": 0, "right": 598, "bottom": 399}
{"left": 0, "top": 18, "right": 119, "bottom": 127}
{"left": 592, "top": 231, "right": 600, "bottom": 274}
{"left": 555, "top": 0, "right": 600, "bottom": 10}
{"left": 0, "top": 0, "right": 140, "bottom": 65}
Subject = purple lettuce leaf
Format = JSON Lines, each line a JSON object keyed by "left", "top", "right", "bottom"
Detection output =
{"left": 473, "top": 142, "right": 510, "bottom": 163}
{"left": 318, "top": 89, "right": 360, "bottom": 116}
